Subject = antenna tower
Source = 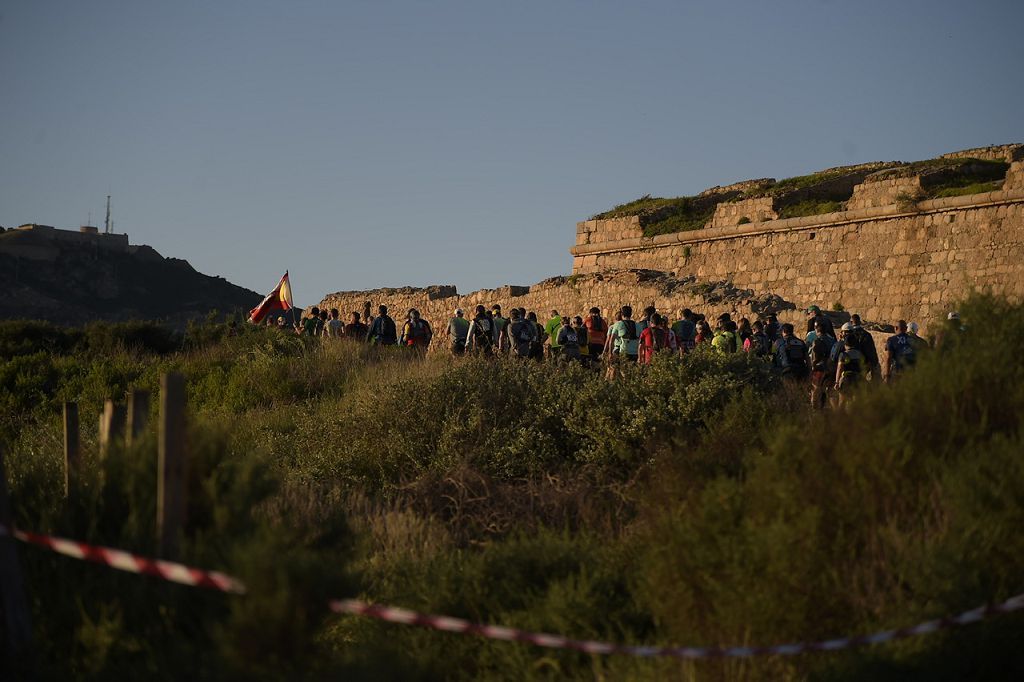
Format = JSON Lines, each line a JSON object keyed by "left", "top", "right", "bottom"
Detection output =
{"left": 105, "top": 195, "right": 112, "bottom": 234}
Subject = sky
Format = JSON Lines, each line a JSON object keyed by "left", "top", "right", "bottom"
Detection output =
{"left": 2, "top": 1, "right": 1022, "bottom": 305}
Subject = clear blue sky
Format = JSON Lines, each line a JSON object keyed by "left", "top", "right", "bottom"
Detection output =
{"left": 2, "top": 1, "right": 1022, "bottom": 305}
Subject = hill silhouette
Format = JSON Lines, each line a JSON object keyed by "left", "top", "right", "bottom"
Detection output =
{"left": 0, "top": 224, "right": 260, "bottom": 326}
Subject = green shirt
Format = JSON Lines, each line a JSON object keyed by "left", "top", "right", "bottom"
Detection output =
{"left": 545, "top": 316, "right": 563, "bottom": 347}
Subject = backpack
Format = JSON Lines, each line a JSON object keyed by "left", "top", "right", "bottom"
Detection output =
{"left": 839, "top": 348, "right": 863, "bottom": 376}
{"left": 623, "top": 320, "right": 638, "bottom": 340}
{"left": 727, "top": 332, "right": 738, "bottom": 353}
{"left": 750, "top": 332, "right": 769, "bottom": 357}
{"left": 785, "top": 338, "right": 808, "bottom": 367}
{"left": 472, "top": 317, "right": 493, "bottom": 347}
{"left": 653, "top": 328, "right": 669, "bottom": 351}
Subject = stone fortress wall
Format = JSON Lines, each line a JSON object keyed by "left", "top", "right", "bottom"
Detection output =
{"left": 318, "top": 145, "right": 1024, "bottom": 336}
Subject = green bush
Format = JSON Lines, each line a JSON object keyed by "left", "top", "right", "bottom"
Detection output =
{"left": 2, "top": 297, "right": 1022, "bottom": 679}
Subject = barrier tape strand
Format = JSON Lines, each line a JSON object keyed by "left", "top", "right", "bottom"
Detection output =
{"left": 4, "top": 522, "right": 1023, "bottom": 658}
{"left": 329, "top": 593, "right": 1024, "bottom": 660}
{"left": 0, "top": 523, "right": 246, "bottom": 594}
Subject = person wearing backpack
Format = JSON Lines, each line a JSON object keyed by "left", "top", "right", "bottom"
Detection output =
{"left": 491, "top": 305, "right": 509, "bottom": 353}
{"left": 809, "top": 319, "right": 836, "bottom": 408}
{"left": 764, "top": 314, "right": 780, "bottom": 345}
{"left": 608, "top": 305, "right": 640, "bottom": 363}
{"left": 834, "top": 322, "right": 865, "bottom": 407}
{"left": 465, "top": 304, "right": 494, "bottom": 355}
{"left": 401, "top": 308, "right": 433, "bottom": 350}
{"left": 557, "top": 315, "right": 582, "bottom": 362}
{"left": 544, "top": 310, "right": 563, "bottom": 360}
{"left": 744, "top": 319, "right": 771, "bottom": 358}
{"left": 526, "top": 311, "right": 545, "bottom": 361}
{"left": 774, "top": 323, "right": 809, "bottom": 380}
{"left": 848, "top": 314, "right": 880, "bottom": 379}
{"left": 884, "top": 319, "right": 918, "bottom": 381}
{"left": 508, "top": 308, "right": 536, "bottom": 359}
{"left": 584, "top": 307, "right": 608, "bottom": 360}
{"left": 446, "top": 308, "right": 470, "bottom": 355}
{"left": 638, "top": 313, "right": 670, "bottom": 365}
{"left": 712, "top": 319, "right": 739, "bottom": 354}
{"left": 366, "top": 305, "right": 398, "bottom": 345}
{"left": 672, "top": 308, "right": 697, "bottom": 354}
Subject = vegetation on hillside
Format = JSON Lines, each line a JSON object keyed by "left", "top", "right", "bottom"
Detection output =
{"left": 2, "top": 297, "right": 1023, "bottom": 680}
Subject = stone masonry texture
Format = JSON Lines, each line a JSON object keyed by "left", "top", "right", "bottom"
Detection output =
{"left": 318, "top": 146, "right": 1024, "bottom": 337}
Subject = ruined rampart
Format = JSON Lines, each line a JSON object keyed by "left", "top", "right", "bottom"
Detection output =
{"left": 572, "top": 158, "right": 1024, "bottom": 327}
{"left": 318, "top": 272, "right": 797, "bottom": 336}
{"left": 318, "top": 148, "right": 1024, "bottom": 335}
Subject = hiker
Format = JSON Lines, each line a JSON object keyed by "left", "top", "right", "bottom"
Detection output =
{"left": 508, "top": 308, "right": 536, "bottom": 359}
{"left": 318, "top": 309, "right": 329, "bottom": 335}
{"left": 737, "top": 318, "right": 753, "bottom": 346}
{"left": 491, "top": 305, "right": 508, "bottom": 353}
{"left": 847, "top": 314, "right": 880, "bottom": 379}
{"left": 933, "top": 311, "right": 964, "bottom": 352}
{"left": 607, "top": 305, "right": 640, "bottom": 363}
{"left": 805, "top": 305, "right": 835, "bottom": 338}
{"left": 638, "top": 313, "right": 670, "bottom": 364}
{"left": 465, "top": 304, "right": 495, "bottom": 355}
{"left": 573, "top": 316, "right": 592, "bottom": 365}
{"left": 301, "top": 307, "right": 323, "bottom": 336}
{"left": 672, "top": 308, "right": 697, "bottom": 353}
{"left": 659, "top": 314, "right": 678, "bottom": 353}
{"left": 345, "top": 311, "right": 368, "bottom": 339}
{"left": 401, "top": 308, "right": 433, "bottom": 350}
{"left": 557, "top": 315, "right": 582, "bottom": 362}
{"left": 883, "top": 320, "right": 917, "bottom": 381}
{"left": 584, "top": 307, "right": 608, "bottom": 360}
{"left": 446, "top": 308, "right": 470, "bottom": 355}
{"left": 744, "top": 319, "right": 771, "bottom": 357}
{"left": 366, "top": 305, "right": 398, "bottom": 345}
{"left": 712, "top": 318, "right": 740, "bottom": 353}
{"left": 324, "top": 308, "right": 344, "bottom": 338}
{"left": 764, "top": 313, "right": 780, "bottom": 344}
{"left": 695, "top": 319, "right": 713, "bottom": 345}
{"left": 637, "top": 306, "right": 657, "bottom": 337}
{"left": 774, "top": 323, "right": 809, "bottom": 380}
{"left": 908, "top": 322, "right": 930, "bottom": 354}
{"left": 543, "top": 310, "right": 563, "bottom": 360}
{"left": 809, "top": 320, "right": 836, "bottom": 409}
{"left": 834, "top": 323, "right": 864, "bottom": 407}
{"left": 527, "top": 311, "right": 545, "bottom": 361}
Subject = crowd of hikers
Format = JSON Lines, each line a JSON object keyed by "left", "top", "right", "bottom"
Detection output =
{"left": 276, "top": 302, "right": 963, "bottom": 408}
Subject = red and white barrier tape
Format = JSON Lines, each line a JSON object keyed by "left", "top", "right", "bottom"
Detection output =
{"left": 330, "top": 593, "right": 1024, "bottom": 659}
{"left": 0, "top": 523, "right": 246, "bottom": 594}
{"left": 4, "top": 521, "right": 1023, "bottom": 658}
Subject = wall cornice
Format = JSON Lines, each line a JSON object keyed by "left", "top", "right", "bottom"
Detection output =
{"left": 570, "top": 189, "right": 1024, "bottom": 257}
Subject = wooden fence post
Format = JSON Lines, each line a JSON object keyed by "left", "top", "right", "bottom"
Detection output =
{"left": 0, "top": 447, "right": 33, "bottom": 659}
{"left": 126, "top": 390, "right": 150, "bottom": 447}
{"left": 158, "top": 374, "right": 186, "bottom": 560}
{"left": 63, "top": 402, "right": 80, "bottom": 501}
{"left": 98, "top": 399, "right": 126, "bottom": 461}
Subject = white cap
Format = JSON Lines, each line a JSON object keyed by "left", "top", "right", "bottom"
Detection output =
{"left": 455, "top": 308, "right": 464, "bottom": 315}
{"left": 947, "top": 311, "right": 960, "bottom": 320}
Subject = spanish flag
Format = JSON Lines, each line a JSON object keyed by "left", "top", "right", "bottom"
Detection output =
{"left": 248, "top": 271, "right": 293, "bottom": 324}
